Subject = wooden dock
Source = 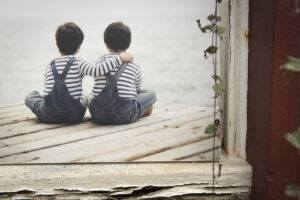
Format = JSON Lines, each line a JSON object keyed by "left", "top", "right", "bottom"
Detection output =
{"left": 0, "top": 102, "right": 221, "bottom": 163}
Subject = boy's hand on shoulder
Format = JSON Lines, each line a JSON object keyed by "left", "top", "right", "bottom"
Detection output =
{"left": 120, "top": 52, "right": 133, "bottom": 62}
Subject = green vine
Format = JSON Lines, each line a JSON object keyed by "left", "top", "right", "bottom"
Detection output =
{"left": 196, "top": 4, "right": 225, "bottom": 138}
{"left": 196, "top": 0, "right": 225, "bottom": 197}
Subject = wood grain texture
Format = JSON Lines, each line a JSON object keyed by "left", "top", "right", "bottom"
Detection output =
{"left": 0, "top": 102, "right": 221, "bottom": 163}
{"left": 0, "top": 154, "right": 252, "bottom": 199}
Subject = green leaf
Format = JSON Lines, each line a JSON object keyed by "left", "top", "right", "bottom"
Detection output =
{"left": 207, "top": 15, "right": 222, "bottom": 22}
{"left": 211, "top": 75, "right": 222, "bottom": 82}
{"left": 288, "top": 56, "right": 300, "bottom": 65}
{"left": 205, "top": 46, "right": 218, "bottom": 54}
{"left": 205, "top": 124, "right": 217, "bottom": 134}
{"left": 285, "top": 184, "right": 300, "bottom": 197}
{"left": 216, "top": 25, "right": 225, "bottom": 35}
{"left": 285, "top": 129, "right": 300, "bottom": 149}
{"left": 281, "top": 62, "right": 300, "bottom": 72}
{"left": 280, "top": 56, "right": 300, "bottom": 72}
{"left": 203, "top": 25, "right": 213, "bottom": 30}
{"left": 213, "top": 83, "right": 225, "bottom": 96}
{"left": 207, "top": 14, "right": 215, "bottom": 21}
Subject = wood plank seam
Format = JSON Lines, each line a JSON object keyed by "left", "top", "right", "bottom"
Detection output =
{"left": 127, "top": 136, "right": 215, "bottom": 161}
{"left": 0, "top": 123, "right": 67, "bottom": 140}
{"left": 175, "top": 146, "right": 221, "bottom": 160}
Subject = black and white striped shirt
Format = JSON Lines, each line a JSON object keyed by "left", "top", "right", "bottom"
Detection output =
{"left": 92, "top": 53, "right": 142, "bottom": 99}
{"left": 44, "top": 55, "right": 122, "bottom": 99}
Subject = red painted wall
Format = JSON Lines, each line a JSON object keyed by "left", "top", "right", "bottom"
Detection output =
{"left": 268, "top": 0, "right": 300, "bottom": 199}
{"left": 247, "top": 0, "right": 274, "bottom": 199}
{"left": 247, "top": 0, "right": 300, "bottom": 199}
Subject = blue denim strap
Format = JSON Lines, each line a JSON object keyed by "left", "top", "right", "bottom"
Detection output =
{"left": 105, "top": 62, "right": 128, "bottom": 88}
{"left": 61, "top": 56, "right": 76, "bottom": 79}
{"left": 111, "top": 62, "right": 128, "bottom": 84}
{"left": 50, "top": 60, "right": 59, "bottom": 82}
{"left": 50, "top": 56, "right": 76, "bottom": 81}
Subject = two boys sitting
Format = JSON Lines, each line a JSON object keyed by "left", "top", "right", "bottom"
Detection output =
{"left": 25, "top": 22, "right": 156, "bottom": 124}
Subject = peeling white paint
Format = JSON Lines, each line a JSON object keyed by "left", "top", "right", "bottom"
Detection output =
{"left": 219, "top": 0, "right": 249, "bottom": 159}
{"left": 0, "top": 157, "right": 251, "bottom": 199}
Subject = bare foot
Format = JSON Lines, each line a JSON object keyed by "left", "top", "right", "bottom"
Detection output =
{"left": 141, "top": 106, "right": 153, "bottom": 117}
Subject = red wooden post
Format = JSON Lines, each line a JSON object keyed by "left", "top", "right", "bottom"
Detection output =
{"left": 247, "top": 0, "right": 300, "bottom": 199}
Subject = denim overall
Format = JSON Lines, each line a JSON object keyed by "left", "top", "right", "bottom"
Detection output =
{"left": 36, "top": 57, "right": 86, "bottom": 123}
{"left": 89, "top": 62, "right": 139, "bottom": 125}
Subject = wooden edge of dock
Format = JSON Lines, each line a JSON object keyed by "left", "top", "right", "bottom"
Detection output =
{"left": 0, "top": 153, "right": 252, "bottom": 199}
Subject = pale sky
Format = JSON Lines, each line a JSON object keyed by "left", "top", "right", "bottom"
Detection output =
{"left": 0, "top": 0, "right": 214, "bottom": 19}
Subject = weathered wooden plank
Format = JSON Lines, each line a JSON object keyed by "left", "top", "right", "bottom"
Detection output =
{"left": 135, "top": 137, "right": 220, "bottom": 161}
{"left": 0, "top": 109, "right": 214, "bottom": 163}
{"left": 80, "top": 117, "right": 215, "bottom": 162}
{"left": 0, "top": 103, "right": 186, "bottom": 140}
{"left": 0, "top": 157, "right": 252, "bottom": 199}
{"left": 0, "top": 113, "right": 36, "bottom": 126}
{"left": 0, "top": 120, "right": 67, "bottom": 140}
{"left": 0, "top": 109, "right": 32, "bottom": 119}
{"left": 0, "top": 104, "right": 211, "bottom": 152}
{"left": 0, "top": 122, "right": 94, "bottom": 148}
{"left": 0, "top": 106, "right": 205, "bottom": 152}
{"left": 180, "top": 147, "right": 221, "bottom": 161}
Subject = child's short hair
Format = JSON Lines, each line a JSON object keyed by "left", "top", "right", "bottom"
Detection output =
{"left": 55, "top": 22, "right": 84, "bottom": 55}
{"left": 104, "top": 22, "right": 131, "bottom": 51}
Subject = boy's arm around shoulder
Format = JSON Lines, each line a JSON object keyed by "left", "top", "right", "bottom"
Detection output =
{"left": 78, "top": 53, "right": 133, "bottom": 77}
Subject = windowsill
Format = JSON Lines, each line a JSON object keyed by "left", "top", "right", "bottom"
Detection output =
{"left": 0, "top": 151, "right": 252, "bottom": 199}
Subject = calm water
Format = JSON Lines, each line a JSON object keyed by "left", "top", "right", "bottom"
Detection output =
{"left": 0, "top": 0, "right": 215, "bottom": 106}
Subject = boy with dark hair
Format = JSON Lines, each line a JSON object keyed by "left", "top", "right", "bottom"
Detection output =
{"left": 25, "top": 22, "right": 132, "bottom": 124}
{"left": 89, "top": 22, "right": 157, "bottom": 124}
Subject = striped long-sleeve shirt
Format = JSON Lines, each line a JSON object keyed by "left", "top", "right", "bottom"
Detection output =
{"left": 44, "top": 54, "right": 122, "bottom": 99}
{"left": 92, "top": 53, "right": 142, "bottom": 99}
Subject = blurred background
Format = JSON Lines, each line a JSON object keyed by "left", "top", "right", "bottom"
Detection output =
{"left": 0, "top": 0, "right": 214, "bottom": 106}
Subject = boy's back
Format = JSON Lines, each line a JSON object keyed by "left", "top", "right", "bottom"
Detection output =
{"left": 45, "top": 55, "right": 83, "bottom": 100}
{"left": 92, "top": 53, "right": 142, "bottom": 99}
{"left": 88, "top": 22, "right": 156, "bottom": 125}
{"left": 41, "top": 56, "right": 85, "bottom": 123}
